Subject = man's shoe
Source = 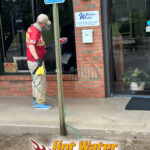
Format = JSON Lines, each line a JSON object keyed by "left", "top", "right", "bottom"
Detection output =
{"left": 34, "top": 103, "right": 51, "bottom": 109}
{"left": 33, "top": 97, "right": 36, "bottom": 107}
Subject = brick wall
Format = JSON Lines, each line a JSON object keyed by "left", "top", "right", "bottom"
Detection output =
{"left": 72, "top": 0, "right": 105, "bottom": 97}
{"left": 0, "top": 0, "right": 105, "bottom": 98}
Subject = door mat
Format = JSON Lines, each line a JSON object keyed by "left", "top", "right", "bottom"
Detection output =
{"left": 125, "top": 97, "right": 150, "bottom": 110}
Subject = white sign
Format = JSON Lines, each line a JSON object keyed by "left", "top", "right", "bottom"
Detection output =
{"left": 75, "top": 11, "right": 100, "bottom": 27}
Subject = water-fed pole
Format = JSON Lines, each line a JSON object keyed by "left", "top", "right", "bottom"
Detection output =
{"left": 53, "top": 3, "right": 67, "bottom": 136}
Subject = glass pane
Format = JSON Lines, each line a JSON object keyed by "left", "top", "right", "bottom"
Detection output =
{"left": 112, "top": 0, "right": 150, "bottom": 92}
{"left": 37, "top": 0, "right": 77, "bottom": 74}
{"left": 2, "top": 0, "right": 33, "bottom": 73}
{"left": 2, "top": 0, "right": 77, "bottom": 74}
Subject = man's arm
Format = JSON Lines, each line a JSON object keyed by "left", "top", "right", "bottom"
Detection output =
{"left": 29, "top": 45, "right": 39, "bottom": 59}
{"left": 29, "top": 45, "right": 42, "bottom": 68}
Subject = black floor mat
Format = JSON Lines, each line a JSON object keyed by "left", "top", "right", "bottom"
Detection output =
{"left": 125, "top": 97, "right": 150, "bottom": 110}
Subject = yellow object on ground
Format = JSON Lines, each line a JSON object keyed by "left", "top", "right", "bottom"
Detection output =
{"left": 36, "top": 65, "right": 44, "bottom": 75}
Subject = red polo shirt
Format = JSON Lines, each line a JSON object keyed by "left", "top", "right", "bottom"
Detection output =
{"left": 26, "top": 25, "right": 46, "bottom": 62}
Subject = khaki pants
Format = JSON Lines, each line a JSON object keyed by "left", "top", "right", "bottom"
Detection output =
{"left": 27, "top": 61, "right": 46, "bottom": 104}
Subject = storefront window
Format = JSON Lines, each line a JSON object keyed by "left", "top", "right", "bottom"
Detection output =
{"left": 1, "top": 0, "right": 77, "bottom": 74}
{"left": 40, "top": 0, "right": 77, "bottom": 74}
{"left": 112, "top": 0, "right": 150, "bottom": 93}
{"left": 1, "top": 0, "right": 33, "bottom": 73}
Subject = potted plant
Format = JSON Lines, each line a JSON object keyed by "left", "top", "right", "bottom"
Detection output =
{"left": 121, "top": 67, "right": 150, "bottom": 91}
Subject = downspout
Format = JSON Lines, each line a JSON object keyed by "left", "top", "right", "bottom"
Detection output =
{"left": 0, "top": 0, "right": 6, "bottom": 63}
{"left": 0, "top": 0, "right": 5, "bottom": 74}
{"left": 100, "top": 0, "right": 111, "bottom": 97}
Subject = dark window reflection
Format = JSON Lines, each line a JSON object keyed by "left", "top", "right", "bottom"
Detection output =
{"left": 112, "top": 0, "right": 150, "bottom": 91}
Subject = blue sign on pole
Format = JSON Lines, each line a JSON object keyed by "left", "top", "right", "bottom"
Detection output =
{"left": 44, "top": 0, "right": 65, "bottom": 4}
{"left": 147, "top": 21, "right": 150, "bottom": 26}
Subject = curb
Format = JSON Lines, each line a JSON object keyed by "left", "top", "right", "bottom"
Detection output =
{"left": 1, "top": 124, "right": 150, "bottom": 140}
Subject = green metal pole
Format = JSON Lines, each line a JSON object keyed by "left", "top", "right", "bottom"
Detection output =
{"left": 53, "top": 3, "right": 67, "bottom": 136}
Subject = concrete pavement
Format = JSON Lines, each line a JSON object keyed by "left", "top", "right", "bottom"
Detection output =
{"left": 1, "top": 96, "right": 150, "bottom": 139}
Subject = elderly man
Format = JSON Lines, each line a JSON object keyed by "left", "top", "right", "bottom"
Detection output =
{"left": 26, "top": 14, "right": 51, "bottom": 109}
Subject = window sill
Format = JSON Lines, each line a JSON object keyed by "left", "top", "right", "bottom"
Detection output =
{"left": 0, "top": 72, "right": 78, "bottom": 81}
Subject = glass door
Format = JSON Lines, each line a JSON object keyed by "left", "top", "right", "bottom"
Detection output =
{"left": 111, "top": 0, "right": 150, "bottom": 95}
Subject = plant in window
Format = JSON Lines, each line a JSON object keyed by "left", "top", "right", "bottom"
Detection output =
{"left": 121, "top": 67, "right": 150, "bottom": 90}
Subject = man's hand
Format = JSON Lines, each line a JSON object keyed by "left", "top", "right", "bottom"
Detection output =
{"left": 36, "top": 59, "right": 42, "bottom": 67}
{"left": 46, "top": 40, "right": 55, "bottom": 51}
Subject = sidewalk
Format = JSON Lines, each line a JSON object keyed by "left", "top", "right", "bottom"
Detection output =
{"left": 1, "top": 96, "right": 150, "bottom": 139}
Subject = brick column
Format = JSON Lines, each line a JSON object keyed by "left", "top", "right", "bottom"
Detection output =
{"left": 72, "top": 0, "right": 105, "bottom": 97}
